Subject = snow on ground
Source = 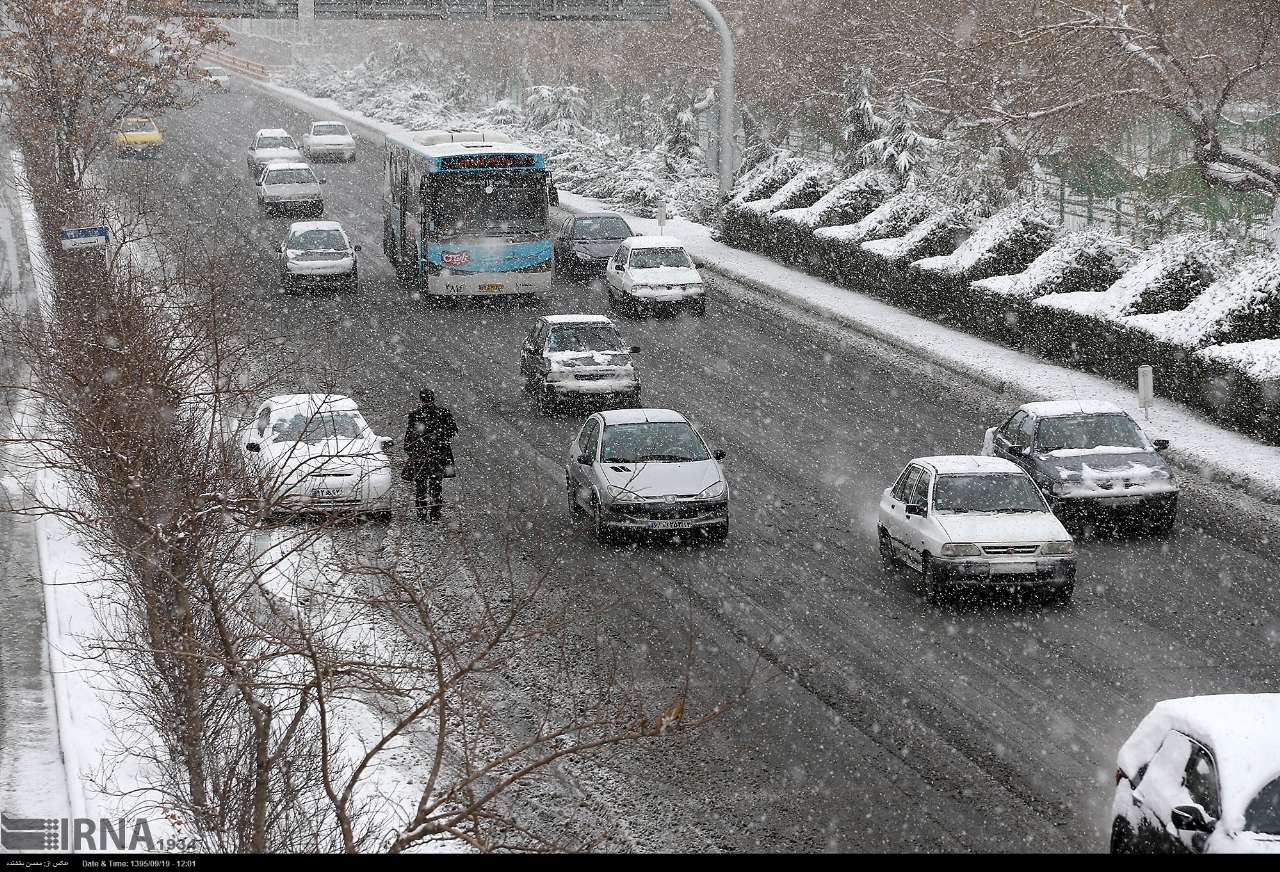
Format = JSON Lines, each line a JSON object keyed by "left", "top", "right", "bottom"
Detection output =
{"left": 247, "top": 73, "right": 1280, "bottom": 502}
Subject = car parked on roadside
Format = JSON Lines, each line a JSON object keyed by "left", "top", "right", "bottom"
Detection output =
{"left": 566, "top": 408, "right": 728, "bottom": 542}
{"left": 877, "top": 455, "right": 1076, "bottom": 604}
{"left": 256, "top": 161, "right": 326, "bottom": 217}
{"left": 605, "top": 235, "right": 707, "bottom": 316}
{"left": 241, "top": 393, "right": 395, "bottom": 519}
{"left": 279, "top": 221, "right": 359, "bottom": 294}
{"left": 116, "top": 116, "right": 163, "bottom": 158}
{"left": 521, "top": 314, "right": 641, "bottom": 412}
{"left": 247, "top": 128, "right": 302, "bottom": 176}
{"left": 981, "top": 400, "right": 1178, "bottom": 533}
{"left": 1111, "top": 694, "right": 1280, "bottom": 854}
{"left": 302, "top": 120, "right": 357, "bottom": 162}
{"left": 553, "top": 213, "right": 634, "bottom": 279}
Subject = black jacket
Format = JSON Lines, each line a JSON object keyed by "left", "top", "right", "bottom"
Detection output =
{"left": 404, "top": 404, "right": 457, "bottom": 475}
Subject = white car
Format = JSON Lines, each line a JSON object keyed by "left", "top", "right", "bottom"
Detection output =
{"left": 279, "top": 221, "right": 359, "bottom": 294}
{"left": 566, "top": 408, "right": 728, "bottom": 542}
{"left": 302, "top": 121, "right": 357, "bottom": 162}
{"left": 256, "top": 161, "right": 326, "bottom": 217}
{"left": 241, "top": 393, "right": 395, "bottom": 518}
{"left": 605, "top": 235, "right": 707, "bottom": 316}
{"left": 247, "top": 128, "right": 302, "bottom": 176}
{"left": 1111, "top": 694, "right": 1280, "bottom": 854}
{"left": 520, "top": 314, "right": 641, "bottom": 411}
{"left": 877, "top": 455, "right": 1076, "bottom": 603}
{"left": 981, "top": 400, "right": 1178, "bottom": 532}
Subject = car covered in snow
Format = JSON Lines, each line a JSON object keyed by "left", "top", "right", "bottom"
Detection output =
{"left": 302, "top": 121, "right": 357, "bottom": 162}
{"left": 553, "top": 212, "right": 634, "bottom": 278}
{"left": 116, "top": 116, "right": 163, "bottom": 158}
{"left": 278, "top": 221, "right": 359, "bottom": 294}
{"left": 255, "top": 161, "right": 326, "bottom": 217}
{"left": 521, "top": 314, "right": 641, "bottom": 411}
{"left": 246, "top": 128, "right": 302, "bottom": 176}
{"left": 1111, "top": 694, "right": 1280, "bottom": 853}
{"left": 566, "top": 408, "right": 728, "bottom": 542}
{"left": 241, "top": 393, "right": 394, "bottom": 518}
{"left": 877, "top": 455, "right": 1076, "bottom": 604}
{"left": 605, "top": 235, "right": 707, "bottom": 316}
{"left": 981, "top": 400, "right": 1178, "bottom": 532}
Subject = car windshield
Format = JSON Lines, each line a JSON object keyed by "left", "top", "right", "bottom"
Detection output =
{"left": 271, "top": 411, "right": 365, "bottom": 445}
{"left": 600, "top": 422, "right": 709, "bottom": 464}
{"left": 574, "top": 217, "right": 632, "bottom": 240}
{"left": 288, "top": 229, "right": 347, "bottom": 251}
{"left": 1035, "top": 413, "right": 1148, "bottom": 452}
{"left": 932, "top": 474, "right": 1047, "bottom": 514}
{"left": 256, "top": 136, "right": 295, "bottom": 150}
{"left": 628, "top": 247, "right": 691, "bottom": 269}
{"left": 121, "top": 119, "right": 156, "bottom": 133}
{"left": 547, "top": 323, "right": 624, "bottom": 353}
{"left": 312, "top": 123, "right": 348, "bottom": 136}
{"left": 264, "top": 168, "right": 316, "bottom": 185}
{"left": 428, "top": 171, "right": 546, "bottom": 236}
{"left": 1245, "top": 776, "right": 1280, "bottom": 836}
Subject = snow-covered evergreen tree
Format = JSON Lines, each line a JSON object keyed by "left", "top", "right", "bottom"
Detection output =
{"left": 524, "top": 84, "right": 589, "bottom": 134}
{"left": 661, "top": 94, "right": 705, "bottom": 173}
{"left": 858, "top": 91, "right": 934, "bottom": 183}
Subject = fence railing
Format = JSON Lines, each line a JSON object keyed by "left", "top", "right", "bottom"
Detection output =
{"left": 203, "top": 47, "right": 288, "bottom": 81}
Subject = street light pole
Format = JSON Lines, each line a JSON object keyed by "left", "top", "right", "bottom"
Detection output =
{"left": 686, "top": 0, "right": 736, "bottom": 196}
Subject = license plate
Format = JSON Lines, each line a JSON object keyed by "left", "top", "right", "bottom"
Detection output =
{"left": 648, "top": 519, "right": 694, "bottom": 530}
{"left": 1103, "top": 496, "right": 1143, "bottom": 506}
{"left": 312, "top": 488, "right": 344, "bottom": 498}
{"left": 990, "top": 562, "right": 1037, "bottom": 575}
{"left": 479, "top": 283, "right": 504, "bottom": 291}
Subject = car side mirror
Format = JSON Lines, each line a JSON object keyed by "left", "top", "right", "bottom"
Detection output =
{"left": 1009, "top": 444, "right": 1030, "bottom": 457}
{"left": 713, "top": 448, "right": 726, "bottom": 460}
{"left": 577, "top": 452, "right": 593, "bottom": 465}
{"left": 1153, "top": 438, "right": 1170, "bottom": 451}
{"left": 629, "top": 345, "right": 641, "bottom": 354}
{"left": 353, "top": 244, "right": 362, "bottom": 252}
{"left": 1170, "top": 805, "right": 1215, "bottom": 833}
{"left": 905, "top": 503, "right": 926, "bottom": 517}
{"left": 613, "top": 262, "right": 623, "bottom": 271}
{"left": 380, "top": 437, "right": 395, "bottom": 449}
{"left": 245, "top": 442, "right": 261, "bottom": 453}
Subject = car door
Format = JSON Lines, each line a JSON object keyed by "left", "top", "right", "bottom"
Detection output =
{"left": 553, "top": 217, "right": 573, "bottom": 261}
{"left": 903, "top": 466, "right": 935, "bottom": 567}
{"left": 1129, "top": 730, "right": 1218, "bottom": 852}
{"left": 990, "top": 411, "right": 1027, "bottom": 458}
{"left": 607, "top": 245, "right": 629, "bottom": 292}
{"left": 520, "top": 321, "right": 542, "bottom": 379}
{"left": 881, "top": 464, "right": 914, "bottom": 553}
{"left": 570, "top": 417, "right": 601, "bottom": 507}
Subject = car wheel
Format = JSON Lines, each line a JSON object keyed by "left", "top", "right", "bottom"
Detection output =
{"left": 566, "top": 477, "right": 585, "bottom": 521}
{"left": 347, "top": 153, "right": 357, "bottom": 163}
{"left": 704, "top": 521, "right": 728, "bottom": 543}
{"left": 1046, "top": 582, "right": 1074, "bottom": 605}
{"left": 692, "top": 298, "right": 707, "bottom": 317}
{"left": 1150, "top": 504, "right": 1177, "bottom": 537}
{"left": 1109, "top": 816, "right": 1136, "bottom": 854}
{"left": 590, "top": 495, "right": 611, "bottom": 543}
{"left": 536, "top": 382, "right": 556, "bottom": 415}
{"left": 921, "top": 555, "right": 945, "bottom": 605}
{"left": 606, "top": 284, "right": 619, "bottom": 311}
{"left": 878, "top": 528, "right": 896, "bottom": 571}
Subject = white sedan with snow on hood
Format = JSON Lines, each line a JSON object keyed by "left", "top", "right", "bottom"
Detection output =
{"left": 877, "top": 455, "right": 1076, "bottom": 604}
{"left": 241, "top": 394, "right": 395, "bottom": 519}
{"left": 566, "top": 408, "right": 728, "bottom": 541}
{"left": 605, "top": 235, "right": 707, "bottom": 316}
{"left": 279, "top": 221, "right": 359, "bottom": 294}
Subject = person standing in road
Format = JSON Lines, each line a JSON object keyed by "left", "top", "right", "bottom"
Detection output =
{"left": 402, "top": 387, "right": 457, "bottom": 521}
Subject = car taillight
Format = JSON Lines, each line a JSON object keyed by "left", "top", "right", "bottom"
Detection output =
{"left": 1115, "top": 768, "right": 1125, "bottom": 785}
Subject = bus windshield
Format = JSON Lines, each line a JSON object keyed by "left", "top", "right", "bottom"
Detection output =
{"left": 427, "top": 172, "right": 546, "bottom": 237}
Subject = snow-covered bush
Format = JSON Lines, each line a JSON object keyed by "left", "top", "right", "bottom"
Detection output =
{"left": 741, "top": 162, "right": 841, "bottom": 215}
{"left": 1124, "top": 255, "right": 1280, "bottom": 347}
{"left": 524, "top": 84, "right": 589, "bottom": 134}
{"left": 770, "top": 168, "right": 898, "bottom": 228}
{"left": 729, "top": 153, "right": 807, "bottom": 205}
{"left": 913, "top": 201, "right": 1057, "bottom": 279}
{"left": 860, "top": 208, "right": 968, "bottom": 264}
{"left": 1198, "top": 339, "right": 1280, "bottom": 383}
{"left": 813, "top": 189, "right": 935, "bottom": 246}
{"left": 1035, "top": 233, "right": 1228, "bottom": 318}
{"left": 976, "top": 230, "right": 1136, "bottom": 300}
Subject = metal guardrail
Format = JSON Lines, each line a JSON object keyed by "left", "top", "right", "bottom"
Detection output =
{"left": 311, "top": 0, "right": 668, "bottom": 19}
{"left": 203, "top": 48, "right": 287, "bottom": 80}
{"left": 165, "top": 0, "right": 299, "bottom": 17}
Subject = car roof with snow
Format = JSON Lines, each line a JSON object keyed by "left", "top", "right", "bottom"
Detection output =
{"left": 914, "top": 455, "right": 1026, "bottom": 475}
{"left": 542, "top": 314, "right": 613, "bottom": 325}
{"left": 1117, "top": 694, "right": 1280, "bottom": 831}
{"left": 311, "top": 120, "right": 348, "bottom": 127}
{"left": 624, "top": 235, "right": 687, "bottom": 250}
{"left": 599, "top": 408, "right": 687, "bottom": 426}
{"left": 266, "top": 394, "right": 361, "bottom": 414}
{"left": 1021, "top": 400, "right": 1126, "bottom": 418}
{"left": 288, "top": 220, "right": 345, "bottom": 235}
{"left": 574, "top": 211, "right": 626, "bottom": 220}
{"left": 255, "top": 128, "right": 293, "bottom": 139}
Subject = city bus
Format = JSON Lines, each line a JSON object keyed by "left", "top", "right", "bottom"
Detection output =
{"left": 381, "top": 129, "right": 553, "bottom": 298}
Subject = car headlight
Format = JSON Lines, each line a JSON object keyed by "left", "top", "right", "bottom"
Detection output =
{"left": 1042, "top": 540, "right": 1074, "bottom": 555}
{"left": 685, "top": 283, "right": 705, "bottom": 293}
{"left": 1050, "top": 481, "right": 1077, "bottom": 496}
{"left": 630, "top": 285, "right": 652, "bottom": 294}
{"left": 697, "top": 480, "right": 727, "bottom": 500}
{"left": 1150, "top": 467, "right": 1173, "bottom": 481}
{"left": 940, "top": 543, "right": 983, "bottom": 558}
{"left": 607, "top": 485, "right": 643, "bottom": 502}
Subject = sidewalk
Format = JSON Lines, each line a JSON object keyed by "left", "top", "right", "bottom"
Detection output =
{"left": 246, "top": 74, "right": 1280, "bottom": 507}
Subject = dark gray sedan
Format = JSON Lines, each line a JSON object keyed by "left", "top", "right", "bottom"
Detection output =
{"left": 553, "top": 213, "right": 634, "bottom": 278}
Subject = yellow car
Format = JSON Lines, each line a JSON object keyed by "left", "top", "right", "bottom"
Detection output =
{"left": 116, "top": 116, "right": 162, "bottom": 159}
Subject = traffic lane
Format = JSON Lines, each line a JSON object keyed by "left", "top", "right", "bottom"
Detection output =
{"left": 142, "top": 91, "right": 1280, "bottom": 849}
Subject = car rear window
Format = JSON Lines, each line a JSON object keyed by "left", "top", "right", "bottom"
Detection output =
{"left": 257, "top": 136, "right": 295, "bottom": 149}
{"left": 312, "top": 123, "right": 349, "bottom": 136}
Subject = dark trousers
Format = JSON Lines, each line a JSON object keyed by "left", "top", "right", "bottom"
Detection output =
{"left": 414, "top": 473, "right": 443, "bottom": 517}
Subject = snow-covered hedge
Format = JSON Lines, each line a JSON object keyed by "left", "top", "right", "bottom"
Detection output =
{"left": 729, "top": 153, "right": 809, "bottom": 205}
{"left": 813, "top": 189, "right": 936, "bottom": 246}
{"left": 770, "top": 168, "right": 898, "bottom": 228}
{"left": 976, "top": 230, "right": 1136, "bottom": 301}
{"left": 913, "top": 201, "right": 1058, "bottom": 280}
{"left": 1198, "top": 339, "right": 1280, "bottom": 383}
{"left": 1124, "top": 255, "right": 1280, "bottom": 348}
{"left": 860, "top": 208, "right": 968, "bottom": 264}
{"left": 741, "top": 162, "right": 842, "bottom": 215}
